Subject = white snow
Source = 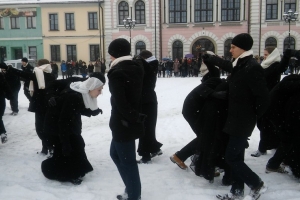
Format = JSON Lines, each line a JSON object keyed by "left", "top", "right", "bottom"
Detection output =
{"left": 1, "top": 75, "right": 300, "bottom": 200}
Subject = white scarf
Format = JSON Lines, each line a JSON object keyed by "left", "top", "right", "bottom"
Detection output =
{"left": 200, "top": 51, "right": 216, "bottom": 76}
{"left": 260, "top": 48, "right": 281, "bottom": 69}
{"left": 232, "top": 50, "right": 254, "bottom": 67}
{"left": 146, "top": 56, "right": 157, "bottom": 63}
{"left": 70, "top": 77, "right": 104, "bottom": 111}
{"left": 110, "top": 56, "right": 133, "bottom": 69}
{"left": 29, "top": 64, "right": 52, "bottom": 96}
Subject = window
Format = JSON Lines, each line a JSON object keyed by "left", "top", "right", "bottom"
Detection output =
{"left": 172, "top": 40, "right": 183, "bottom": 60}
{"left": 90, "top": 45, "right": 99, "bottom": 61}
{"left": 0, "top": 17, "right": 4, "bottom": 29}
{"left": 10, "top": 17, "right": 20, "bottom": 29}
{"left": 266, "top": 0, "right": 278, "bottom": 20}
{"left": 265, "top": 37, "right": 277, "bottom": 47}
{"left": 135, "top": 0, "right": 145, "bottom": 24}
{"left": 65, "top": 13, "right": 75, "bottom": 30}
{"left": 169, "top": 0, "right": 187, "bottom": 23}
{"left": 49, "top": 14, "right": 58, "bottom": 30}
{"left": 283, "top": 37, "right": 295, "bottom": 50}
{"left": 285, "top": 0, "right": 296, "bottom": 12}
{"left": 88, "top": 12, "right": 98, "bottom": 29}
{"left": 224, "top": 39, "right": 233, "bottom": 60}
{"left": 192, "top": 38, "right": 215, "bottom": 56}
{"left": 221, "top": 0, "right": 240, "bottom": 21}
{"left": 119, "top": 1, "right": 129, "bottom": 25}
{"left": 195, "top": 0, "right": 213, "bottom": 22}
{"left": 67, "top": 45, "right": 77, "bottom": 61}
{"left": 28, "top": 46, "right": 37, "bottom": 60}
{"left": 50, "top": 45, "right": 61, "bottom": 62}
{"left": 27, "top": 16, "right": 36, "bottom": 29}
{"left": 135, "top": 41, "right": 146, "bottom": 55}
{"left": 0, "top": 47, "right": 7, "bottom": 62}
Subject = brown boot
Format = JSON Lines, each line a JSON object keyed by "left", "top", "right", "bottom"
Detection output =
{"left": 170, "top": 154, "right": 188, "bottom": 169}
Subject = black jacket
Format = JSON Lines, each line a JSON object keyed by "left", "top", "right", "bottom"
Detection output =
{"left": 21, "top": 63, "right": 34, "bottom": 87}
{"left": 0, "top": 73, "right": 13, "bottom": 100}
{"left": 7, "top": 67, "right": 55, "bottom": 113}
{"left": 108, "top": 60, "right": 144, "bottom": 142}
{"left": 223, "top": 56, "right": 269, "bottom": 137}
{"left": 2, "top": 70, "right": 21, "bottom": 92}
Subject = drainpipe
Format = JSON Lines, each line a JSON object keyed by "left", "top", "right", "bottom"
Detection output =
{"left": 100, "top": 2, "right": 104, "bottom": 60}
{"left": 154, "top": 0, "right": 157, "bottom": 57}
{"left": 243, "top": 0, "right": 245, "bottom": 20}
{"left": 216, "top": 0, "right": 218, "bottom": 22}
{"left": 163, "top": 0, "right": 166, "bottom": 23}
{"left": 281, "top": 1, "right": 283, "bottom": 20}
{"left": 247, "top": 0, "right": 251, "bottom": 34}
{"left": 259, "top": 0, "right": 262, "bottom": 56}
{"left": 190, "top": 0, "right": 192, "bottom": 22}
{"left": 98, "top": 0, "right": 102, "bottom": 60}
{"left": 160, "top": 0, "right": 163, "bottom": 60}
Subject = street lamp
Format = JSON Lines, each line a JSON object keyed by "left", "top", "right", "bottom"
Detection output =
{"left": 123, "top": 17, "right": 135, "bottom": 46}
{"left": 283, "top": 9, "right": 298, "bottom": 48}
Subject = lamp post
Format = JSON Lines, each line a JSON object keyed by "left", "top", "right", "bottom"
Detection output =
{"left": 123, "top": 17, "right": 136, "bottom": 47}
{"left": 283, "top": 9, "right": 298, "bottom": 48}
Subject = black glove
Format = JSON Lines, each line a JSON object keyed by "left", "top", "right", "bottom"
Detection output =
{"left": 211, "top": 91, "right": 228, "bottom": 100}
{"left": 91, "top": 108, "right": 102, "bottom": 116}
{"left": 136, "top": 113, "right": 147, "bottom": 123}
{"left": 62, "top": 141, "right": 72, "bottom": 157}
{"left": 202, "top": 54, "right": 213, "bottom": 62}
{"left": 0, "top": 63, "right": 8, "bottom": 70}
{"left": 48, "top": 97, "right": 56, "bottom": 107}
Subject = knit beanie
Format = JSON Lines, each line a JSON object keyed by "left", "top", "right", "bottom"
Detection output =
{"left": 108, "top": 38, "right": 131, "bottom": 58}
{"left": 232, "top": 33, "right": 253, "bottom": 51}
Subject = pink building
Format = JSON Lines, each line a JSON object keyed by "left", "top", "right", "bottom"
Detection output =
{"left": 104, "top": 0, "right": 300, "bottom": 61}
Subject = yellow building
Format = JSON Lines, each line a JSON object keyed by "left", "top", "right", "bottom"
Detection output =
{"left": 41, "top": 1, "right": 104, "bottom": 64}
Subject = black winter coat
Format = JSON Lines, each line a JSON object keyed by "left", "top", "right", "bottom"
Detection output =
{"left": 0, "top": 73, "right": 13, "bottom": 100}
{"left": 7, "top": 67, "right": 55, "bottom": 113}
{"left": 2, "top": 70, "right": 21, "bottom": 92}
{"left": 223, "top": 56, "right": 269, "bottom": 137}
{"left": 263, "top": 59, "right": 288, "bottom": 91}
{"left": 108, "top": 60, "right": 144, "bottom": 142}
{"left": 21, "top": 63, "right": 34, "bottom": 87}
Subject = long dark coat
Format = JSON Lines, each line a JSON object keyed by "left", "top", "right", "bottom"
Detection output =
{"left": 42, "top": 89, "right": 94, "bottom": 181}
{"left": 222, "top": 56, "right": 269, "bottom": 137}
{"left": 108, "top": 60, "right": 144, "bottom": 142}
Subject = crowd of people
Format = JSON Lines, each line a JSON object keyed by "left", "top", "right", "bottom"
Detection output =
{"left": 0, "top": 33, "right": 300, "bottom": 200}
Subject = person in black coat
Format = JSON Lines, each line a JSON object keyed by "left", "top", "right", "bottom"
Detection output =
{"left": 0, "top": 72, "right": 13, "bottom": 143}
{"left": 252, "top": 47, "right": 289, "bottom": 157}
{"left": 50, "top": 61, "right": 59, "bottom": 80}
{"left": 134, "top": 50, "right": 163, "bottom": 164}
{"left": 204, "top": 33, "right": 269, "bottom": 200}
{"left": 108, "top": 38, "right": 144, "bottom": 200}
{"left": 0, "top": 59, "right": 56, "bottom": 155}
{"left": 2, "top": 66, "right": 21, "bottom": 115}
{"left": 21, "top": 57, "right": 34, "bottom": 101}
{"left": 41, "top": 77, "right": 104, "bottom": 185}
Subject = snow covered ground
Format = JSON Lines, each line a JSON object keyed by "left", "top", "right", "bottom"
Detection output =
{"left": 1, "top": 75, "right": 300, "bottom": 200}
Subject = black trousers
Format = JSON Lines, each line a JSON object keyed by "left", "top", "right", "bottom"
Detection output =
{"left": 10, "top": 88, "right": 20, "bottom": 113}
{"left": 137, "top": 102, "right": 162, "bottom": 157}
{"left": 176, "top": 138, "right": 199, "bottom": 161}
{"left": 35, "top": 111, "right": 48, "bottom": 149}
{"left": 0, "top": 97, "right": 6, "bottom": 134}
{"left": 267, "top": 141, "right": 292, "bottom": 169}
{"left": 23, "top": 86, "right": 31, "bottom": 101}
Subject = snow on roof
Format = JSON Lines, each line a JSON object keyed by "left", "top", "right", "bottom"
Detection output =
{"left": 0, "top": 0, "right": 103, "bottom": 5}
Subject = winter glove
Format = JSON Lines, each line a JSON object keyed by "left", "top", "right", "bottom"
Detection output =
{"left": 91, "top": 108, "right": 103, "bottom": 116}
{"left": 211, "top": 91, "right": 228, "bottom": 100}
{"left": 62, "top": 141, "right": 72, "bottom": 157}
{"left": 136, "top": 113, "right": 147, "bottom": 123}
{"left": 0, "top": 63, "right": 8, "bottom": 70}
{"left": 48, "top": 97, "right": 56, "bottom": 107}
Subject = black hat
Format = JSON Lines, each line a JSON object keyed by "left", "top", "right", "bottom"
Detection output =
{"left": 90, "top": 72, "right": 106, "bottom": 84}
{"left": 231, "top": 33, "right": 253, "bottom": 51}
{"left": 108, "top": 38, "right": 131, "bottom": 58}
{"left": 21, "top": 57, "right": 28, "bottom": 63}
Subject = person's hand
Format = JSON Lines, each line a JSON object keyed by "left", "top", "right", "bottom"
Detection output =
{"left": 202, "top": 54, "right": 213, "bottom": 62}
{"left": 0, "top": 63, "right": 8, "bottom": 70}
{"left": 211, "top": 91, "right": 228, "bottom": 100}
{"left": 48, "top": 97, "right": 56, "bottom": 107}
{"left": 136, "top": 113, "right": 147, "bottom": 123}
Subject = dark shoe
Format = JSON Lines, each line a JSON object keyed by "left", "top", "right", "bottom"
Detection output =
{"left": 216, "top": 192, "right": 243, "bottom": 200}
{"left": 70, "top": 178, "right": 82, "bottom": 185}
{"left": 170, "top": 154, "right": 187, "bottom": 169}
{"left": 249, "top": 181, "right": 267, "bottom": 200}
{"left": 137, "top": 157, "right": 151, "bottom": 164}
{"left": 1, "top": 133, "right": 7, "bottom": 144}
{"left": 40, "top": 147, "right": 48, "bottom": 155}
{"left": 251, "top": 150, "right": 266, "bottom": 157}
{"left": 265, "top": 166, "right": 288, "bottom": 174}
{"left": 150, "top": 149, "right": 163, "bottom": 158}
{"left": 11, "top": 112, "right": 18, "bottom": 116}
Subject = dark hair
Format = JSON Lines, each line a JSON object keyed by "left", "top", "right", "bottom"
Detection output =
{"left": 90, "top": 72, "right": 106, "bottom": 84}
{"left": 139, "top": 50, "right": 153, "bottom": 59}
{"left": 38, "top": 59, "right": 50, "bottom": 66}
{"left": 264, "top": 46, "right": 276, "bottom": 54}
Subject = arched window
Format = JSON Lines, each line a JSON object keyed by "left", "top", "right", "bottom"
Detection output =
{"left": 118, "top": 1, "right": 129, "bottom": 25}
{"left": 169, "top": 0, "right": 187, "bottom": 23}
{"left": 224, "top": 38, "right": 232, "bottom": 60}
{"left": 284, "top": 37, "right": 295, "bottom": 51}
{"left": 192, "top": 38, "right": 215, "bottom": 58}
{"left": 265, "top": 37, "right": 277, "bottom": 47}
{"left": 172, "top": 40, "right": 183, "bottom": 60}
{"left": 135, "top": 0, "right": 145, "bottom": 24}
{"left": 135, "top": 41, "right": 146, "bottom": 55}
